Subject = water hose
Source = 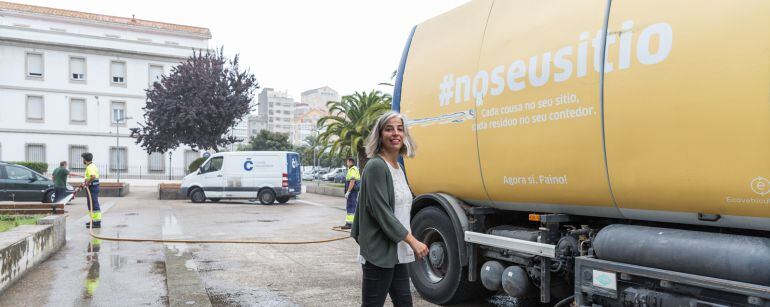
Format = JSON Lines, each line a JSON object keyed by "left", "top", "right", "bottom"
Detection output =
{"left": 77, "top": 185, "right": 352, "bottom": 245}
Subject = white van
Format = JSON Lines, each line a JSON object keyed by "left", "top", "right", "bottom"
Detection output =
{"left": 180, "top": 151, "right": 302, "bottom": 204}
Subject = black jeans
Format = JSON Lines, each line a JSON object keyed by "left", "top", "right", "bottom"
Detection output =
{"left": 361, "top": 262, "right": 412, "bottom": 307}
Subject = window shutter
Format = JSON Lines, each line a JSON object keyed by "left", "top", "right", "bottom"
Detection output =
{"left": 27, "top": 54, "right": 43, "bottom": 76}
{"left": 27, "top": 96, "right": 43, "bottom": 119}
{"left": 70, "top": 58, "right": 85, "bottom": 79}
{"left": 149, "top": 65, "right": 163, "bottom": 85}
{"left": 111, "top": 61, "right": 125, "bottom": 82}
{"left": 70, "top": 99, "right": 86, "bottom": 122}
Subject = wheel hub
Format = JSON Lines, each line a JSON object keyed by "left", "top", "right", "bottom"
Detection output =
{"left": 429, "top": 242, "right": 446, "bottom": 269}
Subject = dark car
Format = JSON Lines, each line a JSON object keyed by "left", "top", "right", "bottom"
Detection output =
{"left": 0, "top": 161, "right": 71, "bottom": 203}
{"left": 333, "top": 172, "right": 346, "bottom": 183}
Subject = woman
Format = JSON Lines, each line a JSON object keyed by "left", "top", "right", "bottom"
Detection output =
{"left": 351, "top": 111, "right": 429, "bottom": 307}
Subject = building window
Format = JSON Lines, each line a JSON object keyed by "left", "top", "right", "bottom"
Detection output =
{"left": 148, "top": 64, "right": 163, "bottom": 87}
{"left": 26, "top": 95, "right": 44, "bottom": 122}
{"left": 69, "top": 145, "right": 88, "bottom": 171}
{"left": 110, "top": 61, "right": 126, "bottom": 85}
{"left": 25, "top": 144, "right": 46, "bottom": 163}
{"left": 110, "top": 147, "right": 128, "bottom": 171}
{"left": 184, "top": 150, "right": 199, "bottom": 172}
{"left": 148, "top": 152, "right": 165, "bottom": 172}
{"left": 26, "top": 52, "right": 43, "bottom": 79}
{"left": 69, "top": 57, "right": 86, "bottom": 81}
{"left": 70, "top": 98, "right": 87, "bottom": 124}
{"left": 111, "top": 101, "right": 126, "bottom": 125}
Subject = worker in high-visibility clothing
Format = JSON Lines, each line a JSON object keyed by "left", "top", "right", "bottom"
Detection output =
{"left": 81, "top": 152, "right": 102, "bottom": 228}
{"left": 342, "top": 157, "right": 361, "bottom": 229}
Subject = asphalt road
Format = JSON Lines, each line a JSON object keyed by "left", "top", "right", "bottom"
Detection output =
{"left": 0, "top": 187, "right": 518, "bottom": 307}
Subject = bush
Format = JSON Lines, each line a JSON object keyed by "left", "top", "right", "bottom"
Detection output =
{"left": 188, "top": 157, "right": 207, "bottom": 173}
{"left": 10, "top": 161, "right": 48, "bottom": 174}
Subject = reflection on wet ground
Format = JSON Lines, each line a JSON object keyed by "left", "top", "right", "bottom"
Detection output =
{"left": 0, "top": 189, "right": 526, "bottom": 307}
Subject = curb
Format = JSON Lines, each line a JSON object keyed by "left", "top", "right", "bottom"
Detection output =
{"left": 0, "top": 215, "right": 66, "bottom": 293}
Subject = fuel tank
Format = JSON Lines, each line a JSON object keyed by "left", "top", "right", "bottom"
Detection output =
{"left": 593, "top": 224, "right": 770, "bottom": 286}
{"left": 397, "top": 0, "right": 770, "bottom": 230}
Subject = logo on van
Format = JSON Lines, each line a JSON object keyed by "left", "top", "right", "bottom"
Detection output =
{"left": 244, "top": 160, "right": 254, "bottom": 171}
{"left": 751, "top": 176, "right": 770, "bottom": 196}
{"left": 291, "top": 158, "right": 298, "bottom": 169}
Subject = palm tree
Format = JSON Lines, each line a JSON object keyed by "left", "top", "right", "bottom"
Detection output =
{"left": 317, "top": 90, "right": 392, "bottom": 167}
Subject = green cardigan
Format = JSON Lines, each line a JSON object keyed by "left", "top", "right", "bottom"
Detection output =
{"left": 350, "top": 156, "right": 409, "bottom": 268}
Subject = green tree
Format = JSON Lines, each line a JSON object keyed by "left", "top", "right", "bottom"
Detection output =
{"left": 317, "top": 90, "right": 392, "bottom": 166}
{"left": 242, "top": 130, "right": 293, "bottom": 151}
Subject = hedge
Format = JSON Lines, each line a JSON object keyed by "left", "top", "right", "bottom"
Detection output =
{"left": 188, "top": 157, "right": 207, "bottom": 173}
{"left": 8, "top": 161, "right": 49, "bottom": 174}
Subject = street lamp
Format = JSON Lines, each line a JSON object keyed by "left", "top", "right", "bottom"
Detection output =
{"left": 115, "top": 115, "right": 133, "bottom": 183}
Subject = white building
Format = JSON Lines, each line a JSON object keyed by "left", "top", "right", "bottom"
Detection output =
{"left": 254, "top": 88, "right": 295, "bottom": 136}
{"left": 301, "top": 86, "right": 339, "bottom": 112}
{"left": 0, "top": 1, "right": 211, "bottom": 178}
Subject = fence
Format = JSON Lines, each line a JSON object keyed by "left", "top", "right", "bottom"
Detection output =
{"left": 44, "top": 164, "right": 189, "bottom": 180}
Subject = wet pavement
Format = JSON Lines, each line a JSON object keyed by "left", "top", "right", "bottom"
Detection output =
{"left": 0, "top": 187, "right": 519, "bottom": 307}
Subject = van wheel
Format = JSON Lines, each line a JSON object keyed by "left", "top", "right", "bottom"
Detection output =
{"left": 409, "top": 206, "right": 487, "bottom": 304}
{"left": 276, "top": 196, "right": 290, "bottom": 204}
{"left": 190, "top": 188, "right": 206, "bottom": 203}
{"left": 258, "top": 189, "right": 276, "bottom": 205}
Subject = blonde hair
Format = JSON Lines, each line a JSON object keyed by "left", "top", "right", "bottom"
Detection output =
{"left": 365, "top": 111, "right": 416, "bottom": 158}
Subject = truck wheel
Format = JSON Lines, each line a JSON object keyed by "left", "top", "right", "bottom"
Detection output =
{"left": 258, "top": 189, "right": 276, "bottom": 205}
{"left": 409, "top": 206, "right": 487, "bottom": 304}
{"left": 276, "top": 196, "right": 290, "bottom": 204}
{"left": 190, "top": 188, "right": 206, "bottom": 203}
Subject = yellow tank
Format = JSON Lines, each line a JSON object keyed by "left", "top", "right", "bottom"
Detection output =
{"left": 397, "top": 0, "right": 770, "bottom": 231}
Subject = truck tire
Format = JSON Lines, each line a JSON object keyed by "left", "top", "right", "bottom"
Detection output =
{"left": 409, "top": 206, "right": 487, "bottom": 304}
{"left": 258, "top": 189, "right": 276, "bottom": 205}
{"left": 190, "top": 188, "right": 206, "bottom": 203}
{"left": 276, "top": 196, "right": 290, "bottom": 204}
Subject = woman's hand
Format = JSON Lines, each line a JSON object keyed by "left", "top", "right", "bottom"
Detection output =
{"left": 405, "top": 234, "right": 429, "bottom": 259}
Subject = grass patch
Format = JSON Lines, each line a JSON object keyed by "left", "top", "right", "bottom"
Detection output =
{"left": 0, "top": 216, "right": 40, "bottom": 232}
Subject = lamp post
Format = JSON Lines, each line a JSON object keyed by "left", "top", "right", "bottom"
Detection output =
{"left": 115, "top": 115, "right": 133, "bottom": 183}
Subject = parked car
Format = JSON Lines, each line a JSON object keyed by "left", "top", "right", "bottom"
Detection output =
{"left": 321, "top": 167, "right": 346, "bottom": 181}
{"left": 0, "top": 161, "right": 73, "bottom": 203}
{"left": 180, "top": 151, "right": 302, "bottom": 205}
{"left": 333, "top": 172, "right": 346, "bottom": 184}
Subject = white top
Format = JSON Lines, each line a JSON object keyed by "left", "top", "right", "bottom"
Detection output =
{"left": 388, "top": 161, "right": 415, "bottom": 264}
{"left": 358, "top": 160, "right": 415, "bottom": 265}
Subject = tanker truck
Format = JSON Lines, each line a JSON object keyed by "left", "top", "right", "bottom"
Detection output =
{"left": 393, "top": 1, "right": 770, "bottom": 306}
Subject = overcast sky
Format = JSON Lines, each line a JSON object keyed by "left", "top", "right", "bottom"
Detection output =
{"left": 16, "top": 0, "right": 470, "bottom": 101}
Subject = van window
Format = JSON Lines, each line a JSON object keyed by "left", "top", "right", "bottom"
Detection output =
{"left": 201, "top": 156, "right": 223, "bottom": 173}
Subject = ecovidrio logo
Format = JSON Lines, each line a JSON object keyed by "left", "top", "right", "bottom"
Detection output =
{"left": 438, "top": 20, "right": 673, "bottom": 107}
